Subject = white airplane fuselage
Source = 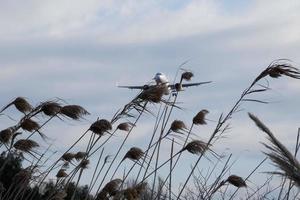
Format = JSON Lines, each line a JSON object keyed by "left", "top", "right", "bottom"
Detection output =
{"left": 153, "top": 72, "right": 171, "bottom": 95}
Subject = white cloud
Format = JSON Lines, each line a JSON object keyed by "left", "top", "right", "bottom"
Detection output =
{"left": 1, "top": 0, "right": 299, "bottom": 46}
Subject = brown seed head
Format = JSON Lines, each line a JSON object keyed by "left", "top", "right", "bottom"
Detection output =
{"left": 79, "top": 159, "right": 90, "bottom": 169}
{"left": 62, "top": 153, "right": 75, "bottom": 162}
{"left": 14, "top": 139, "right": 39, "bottom": 152}
{"left": 20, "top": 119, "right": 40, "bottom": 132}
{"left": 193, "top": 109, "right": 209, "bottom": 125}
{"left": 267, "top": 62, "right": 300, "bottom": 79}
{"left": 90, "top": 119, "right": 112, "bottom": 135}
{"left": 60, "top": 105, "right": 89, "bottom": 120}
{"left": 123, "top": 147, "right": 144, "bottom": 161}
{"left": 226, "top": 175, "right": 247, "bottom": 188}
{"left": 170, "top": 120, "right": 187, "bottom": 133}
{"left": 56, "top": 169, "right": 68, "bottom": 178}
{"left": 101, "top": 178, "right": 122, "bottom": 196}
{"left": 124, "top": 188, "right": 138, "bottom": 200}
{"left": 117, "top": 122, "right": 134, "bottom": 132}
{"left": 138, "top": 85, "right": 166, "bottom": 103}
{"left": 182, "top": 140, "right": 208, "bottom": 155}
{"left": 14, "top": 97, "right": 32, "bottom": 113}
{"left": 0, "top": 128, "right": 13, "bottom": 144}
{"left": 181, "top": 71, "right": 194, "bottom": 81}
{"left": 41, "top": 102, "right": 61, "bottom": 116}
{"left": 75, "top": 151, "right": 87, "bottom": 161}
{"left": 134, "top": 182, "right": 148, "bottom": 195}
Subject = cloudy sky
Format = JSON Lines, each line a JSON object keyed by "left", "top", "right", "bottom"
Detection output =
{"left": 0, "top": 0, "right": 300, "bottom": 195}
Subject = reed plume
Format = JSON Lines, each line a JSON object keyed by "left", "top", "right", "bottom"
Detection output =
{"left": 226, "top": 175, "right": 247, "bottom": 188}
{"left": 0, "top": 128, "right": 14, "bottom": 144}
{"left": 41, "top": 102, "right": 62, "bottom": 116}
{"left": 0, "top": 97, "right": 32, "bottom": 114}
{"left": 60, "top": 105, "right": 89, "bottom": 120}
{"left": 181, "top": 71, "right": 194, "bottom": 81}
{"left": 249, "top": 113, "right": 300, "bottom": 186}
{"left": 180, "top": 140, "right": 208, "bottom": 155}
{"left": 13, "top": 139, "right": 39, "bottom": 152}
{"left": 90, "top": 119, "right": 112, "bottom": 136}
{"left": 117, "top": 122, "right": 134, "bottom": 132}
{"left": 193, "top": 109, "right": 209, "bottom": 125}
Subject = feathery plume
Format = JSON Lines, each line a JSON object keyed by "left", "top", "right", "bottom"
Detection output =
{"left": 60, "top": 105, "right": 89, "bottom": 120}
{"left": 117, "top": 122, "right": 134, "bottom": 132}
{"left": 13, "top": 139, "right": 39, "bottom": 152}
{"left": 75, "top": 151, "right": 87, "bottom": 161}
{"left": 170, "top": 120, "right": 187, "bottom": 133}
{"left": 62, "top": 153, "right": 76, "bottom": 162}
{"left": 0, "top": 97, "right": 32, "bottom": 114}
{"left": 249, "top": 113, "right": 300, "bottom": 186}
{"left": 90, "top": 119, "right": 112, "bottom": 136}
{"left": 97, "top": 179, "right": 122, "bottom": 199}
{"left": 41, "top": 102, "right": 61, "bottom": 116}
{"left": 79, "top": 159, "right": 90, "bottom": 169}
{"left": 0, "top": 128, "right": 14, "bottom": 144}
{"left": 56, "top": 169, "right": 68, "bottom": 178}
{"left": 181, "top": 140, "right": 208, "bottom": 155}
{"left": 193, "top": 109, "right": 209, "bottom": 125}
{"left": 181, "top": 71, "right": 194, "bottom": 81}
{"left": 226, "top": 175, "right": 247, "bottom": 188}
{"left": 122, "top": 147, "right": 144, "bottom": 161}
{"left": 138, "top": 85, "right": 166, "bottom": 103}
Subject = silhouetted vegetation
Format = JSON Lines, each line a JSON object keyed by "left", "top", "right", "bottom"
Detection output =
{"left": 0, "top": 59, "right": 300, "bottom": 199}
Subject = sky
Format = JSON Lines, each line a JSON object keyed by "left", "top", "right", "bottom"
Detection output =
{"left": 0, "top": 0, "right": 300, "bottom": 197}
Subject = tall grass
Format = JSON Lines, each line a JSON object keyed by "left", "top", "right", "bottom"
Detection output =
{"left": 0, "top": 59, "right": 299, "bottom": 200}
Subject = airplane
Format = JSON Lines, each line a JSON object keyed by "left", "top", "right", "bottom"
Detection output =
{"left": 118, "top": 72, "right": 211, "bottom": 95}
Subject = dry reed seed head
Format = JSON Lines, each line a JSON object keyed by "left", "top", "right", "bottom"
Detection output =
{"left": 193, "top": 109, "right": 209, "bottom": 125}
{"left": 74, "top": 151, "right": 87, "bottom": 161}
{"left": 79, "top": 159, "right": 90, "bottom": 169}
{"left": 101, "top": 178, "right": 122, "bottom": 196}
{"left": 20, "top": 119, "right": 40, "bottom": 132}
{"left": 41, "top": 102, "right": 62, "bottom": 116}
{"left": 134, "top": 182, "right": 147, "bottom": 195}
{"left": 123, "top": 147, "right": 144, "bottom": 161}
{"left": 170, "top": 120, "right": 187, "bottom": 133}
{"left": 60, "top": 105, "right": 89, "bottom": 120}
{"left": 90, "top": 119, "right": 112, "bottom": 135}
{"left": 13, "top": 97, "right": 33, "bottom": 113}
{"left": 0, "top": 128, "right": 13, "bottom": 144}
{"left": 56, "top": 169, "right": 68, "bottom": 178}
{"left": 226, "top": 175, "right": 247, "bottom": 188}
{"left": 181, "top": 71, "right": 194, "bottom": 81}
{"left": 183, "top": 140, "right": 208, "bottom": 155}
{"left": 62, "top": 152, "right": 76, "bottom": 162}
{"left": 267, "top": 62, "right": 300, "bottom": 79}
{"left": 13, "top": 139, "right": 39, "bottom": 152}
{"left": 138, "top": 85, "right": 166, "bottom": 103}
{"left": 117, "top": 122, "right": 134, "bottom": 132}
{"left": 124, "top": 188, "right": 139, "bottom": 200}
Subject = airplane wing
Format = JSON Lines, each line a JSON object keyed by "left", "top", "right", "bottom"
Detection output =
{"left": 118, "top": 85, "right": 145, "bottom": 89}
{"left": 169, "top": 81, "right": 212, "bottom": 90}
